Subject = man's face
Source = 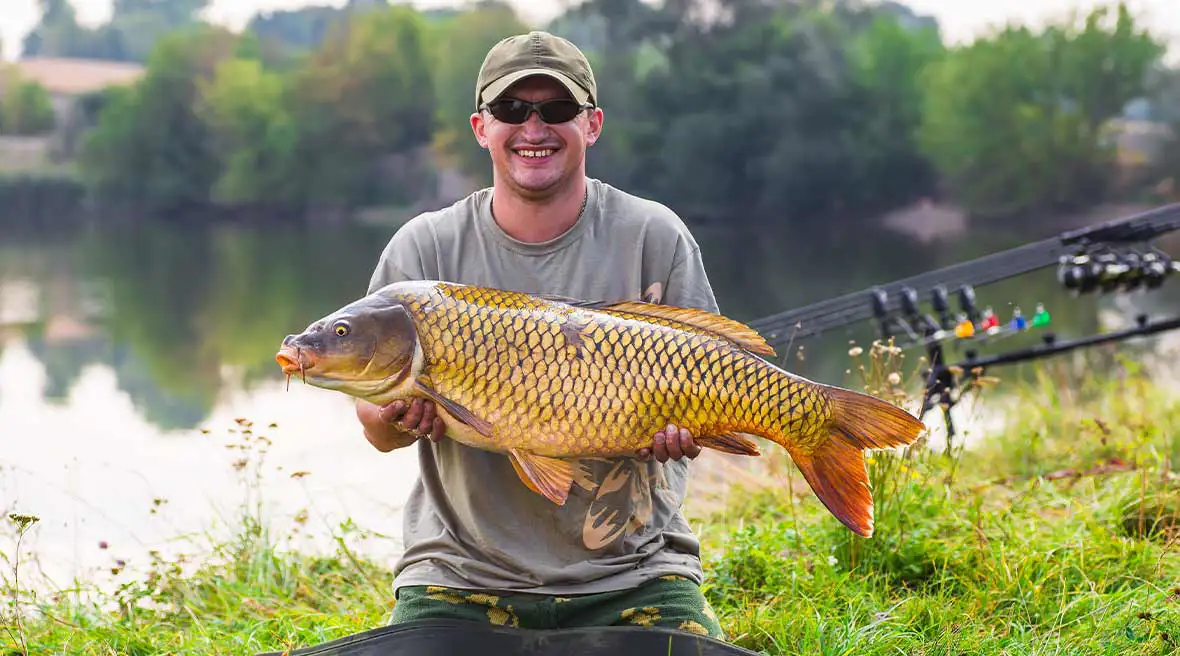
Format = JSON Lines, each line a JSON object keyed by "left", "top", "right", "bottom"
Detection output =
{"left": 471, "top": 75, "right": 604, "bottom": 201}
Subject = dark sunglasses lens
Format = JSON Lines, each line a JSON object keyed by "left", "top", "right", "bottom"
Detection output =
{"left": 538, "top": 101, "right": 581, "bottom": 123}
{"left": 489, "top": 101, "right": 530, "bottom": 123}
{"left": 489, "top": 100, "right": 582, "bottom": 124}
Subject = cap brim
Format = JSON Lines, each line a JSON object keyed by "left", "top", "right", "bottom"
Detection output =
{"left": 480, "top": 69, "right": 590, "bottom": 106}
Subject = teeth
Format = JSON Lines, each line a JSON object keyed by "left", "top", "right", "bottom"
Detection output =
{"left": 516, "top": 149, "right": 554, "bottom": 158}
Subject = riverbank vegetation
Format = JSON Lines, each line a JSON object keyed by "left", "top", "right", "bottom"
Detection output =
{"left": 4, "top": 0, "right": 1180, "bottom": 225}
{"left": 3, "top": 344, "right": 1177, "bottom": 655}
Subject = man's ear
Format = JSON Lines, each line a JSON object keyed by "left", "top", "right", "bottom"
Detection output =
{"left": 585, "top": 107, "right": 604, "bottom": 147}
{"left": 471, "top": 112, "right": 489, "bottom": 149}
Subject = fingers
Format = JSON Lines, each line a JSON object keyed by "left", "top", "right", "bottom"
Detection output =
{"left": 379, "top": 399, "right": 443, "bottom": 442}
{"left": 378, "top": 400, "right": 406, "bottom": 425}
{"left": 416, "top": 400, "right": 436, "bottom": 435}
{"left": 650, "top": 428, "right": 667, "bottom": 462}
{"left": 664, "top": 424, "right": 685, "bottom": 461}
{"left": 399, "top": 398, "right": 424, "bottom": 432}
{"left": 643, "top": 424, "right": 699, "bottom": 462}
{"left": 428, "top": 416, "right": 446, "bottom": 442}
{"left": 682, "top": 428, "right": 701, "bottom": 459}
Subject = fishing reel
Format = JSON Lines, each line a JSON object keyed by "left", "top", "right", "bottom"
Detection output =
{"left": 1057, "top": 246, "right": 1178, "bottom": 295}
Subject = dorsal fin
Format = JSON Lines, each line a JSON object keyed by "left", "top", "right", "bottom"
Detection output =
{"left": 597, "top": 301, "right": 776, "bottom": 357}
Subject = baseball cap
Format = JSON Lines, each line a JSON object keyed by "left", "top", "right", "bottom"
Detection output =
{"left": 475, "top": 31, "right": 597, "bottom": 109}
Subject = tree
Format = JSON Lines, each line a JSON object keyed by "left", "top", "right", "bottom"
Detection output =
{"left": 78, "top": 26, "right": 244, "bottom": 212}
{"left": 282, "top": 6, "right": 437, "bottom": 209}
{"left": 621, "top": 1, "right": 876, "bottom": 221}
{"left": 917, "top": 3, "right": 1164, "bottom": 219}
{"left": 0, "top": 77, "right": 56, "bottom": 136}
{"left": 196, "top": 57, "right": 299, "bottom": 206}
{"left": 428, "top": 1, "right": 530, "bottom": 185}
{"left": 843, "top": 14, "right": 944, "bottom": 210}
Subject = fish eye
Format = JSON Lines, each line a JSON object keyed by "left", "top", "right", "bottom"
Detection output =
{"left": 333, "top": 321, "right": 351, "bottom": 337}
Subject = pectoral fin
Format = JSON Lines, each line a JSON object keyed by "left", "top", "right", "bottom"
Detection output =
{"left": 509, "top": 449, "right": 574, "bottom": 505}
{"left": 414, "top": 377, "right": 494, "bottom": 438}
{"left": 696, "top": 432, "right": 762, "bottom": 456}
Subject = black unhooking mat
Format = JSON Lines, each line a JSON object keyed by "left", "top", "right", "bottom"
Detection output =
{"left": 255, "top": 619, "right": 763, "bottom": 656}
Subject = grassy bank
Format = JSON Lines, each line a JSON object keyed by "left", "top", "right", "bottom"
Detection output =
{"left": 3, "top": 345, "right": 1178, "bottom": 655}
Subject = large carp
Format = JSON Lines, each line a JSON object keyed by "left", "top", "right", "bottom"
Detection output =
{"left": 276, "top": 280, "right": 925, "bottom": 537}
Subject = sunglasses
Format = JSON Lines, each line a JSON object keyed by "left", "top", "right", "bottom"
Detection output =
{"left": 481, "top": 98, "right": 594, "bottom": 125}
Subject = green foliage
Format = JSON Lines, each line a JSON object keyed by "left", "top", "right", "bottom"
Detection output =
{"left": 5, "top": 346, "right": 1178, "bottom": 654}
{"left": 18, "top": 0, "right": 1180, "bottom": 221}
{"left": 428, "top": 1, "right": 530, "bottom": 186}
{"left": 586, "top": 0, "right": 949, "bottom": 222}
{"left": 1, "top": 425, "right": 395, "bottom": 654}
{"left": 196, "top": 58, "right": 299, "bottom": 206}
{"left": 918, "top": 3, "right": 1165, "bottom": 219}
{"left": 280, "top": 6, "right": 437, "bottom": 209}
{"left": 0, "top": 78, "right": 56, "bottom": 136}
{"left": 696, "top": 347, "right": 1180, "bottom": 655}
{"left": 844, "top": 15, "right": 945, "bottom": 209}
{"left": 77, "top": 25, "right": 243, "bottom": 213}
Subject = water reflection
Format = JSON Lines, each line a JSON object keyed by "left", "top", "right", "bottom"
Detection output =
{"left": 1, "top": 222, "right": 395, "bottom": 430}
{"left": 7, "top": 216, "right": 1166, "bottom": 430}
{"left": 2, "top": 212, "right": 1178, "bottom": 590}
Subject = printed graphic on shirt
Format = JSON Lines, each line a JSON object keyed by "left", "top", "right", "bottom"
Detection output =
{"left": 575, "top": 457, "right": 668, "bottom": 549}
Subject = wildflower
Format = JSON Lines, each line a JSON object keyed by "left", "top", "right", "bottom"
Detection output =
{"left": 827, "top": 555, "right": 838, "bottom": 567}
{"left": 887, "top": 372, "right": 901, "bottom": 385}
{"left": 8, "top": 514, "right": 39, "bottom": 531}
{"left": 849, "top": 346, "right": 864, "bottom": 357}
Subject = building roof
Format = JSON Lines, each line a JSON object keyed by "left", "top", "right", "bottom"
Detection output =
{"left": 3, "top": 57, "right": 145, "bottom": 96}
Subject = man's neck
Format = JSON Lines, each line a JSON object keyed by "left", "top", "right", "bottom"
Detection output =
{"left": 490, "top": 177, "right": 588, "bottom": 243}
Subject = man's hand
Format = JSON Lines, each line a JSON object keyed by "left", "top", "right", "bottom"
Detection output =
{"left": 637, "top": 423, "right": 701, "bottom": 462}
{"left": 357, "top": 398, "right": 446, "bottom": 452}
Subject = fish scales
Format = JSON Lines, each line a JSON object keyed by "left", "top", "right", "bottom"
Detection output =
{"left": 404, "top": 283, "right": 828, "bottom": 456}
{"left": 276, "top": 280, "right": 927, "bottom": 537}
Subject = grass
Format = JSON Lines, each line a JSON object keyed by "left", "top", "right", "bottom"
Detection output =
{"left": 2, "top": 344, "right": 1179, "bottom": 655}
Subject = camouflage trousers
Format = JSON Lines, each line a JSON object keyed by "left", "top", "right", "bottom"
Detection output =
{"left": 390, "top": 575, "right": 725, "bottom": 640}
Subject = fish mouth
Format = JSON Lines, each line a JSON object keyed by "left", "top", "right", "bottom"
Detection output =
{"left": 276, "top": 344, "right": 314, "bottom": 377}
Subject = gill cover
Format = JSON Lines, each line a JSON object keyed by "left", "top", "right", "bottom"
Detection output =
{"left": 293, "top": 296, "right": 419, "bottom": 395}
{"left": 346, "top": 297, "right": 419, "bottom": 381}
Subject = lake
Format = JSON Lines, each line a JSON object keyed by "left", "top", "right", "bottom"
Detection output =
{"left": 3, "top": 204, "right": 1179, "bottom": 593}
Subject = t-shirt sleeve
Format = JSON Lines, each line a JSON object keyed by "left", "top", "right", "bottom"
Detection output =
{"left": 367, "top": 218, "right": 432, "bottom": 294}
{"left": 664, "top": 234, "right": 720, "bottom": 314}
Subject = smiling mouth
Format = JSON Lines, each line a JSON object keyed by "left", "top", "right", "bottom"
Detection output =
{"left": 513, "top": 147, "right": 557, "bottom": 159}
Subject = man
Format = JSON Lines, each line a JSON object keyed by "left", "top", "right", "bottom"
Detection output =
{"left": 355, "top": 30, "right": 725, "bottom": 640}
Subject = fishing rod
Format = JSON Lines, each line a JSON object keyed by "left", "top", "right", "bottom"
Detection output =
{"left": 747, "top": 203, "right": 1180, "bottom": 439}
{"left": 749, "top": 202, "right": 1180, "bottom": 343}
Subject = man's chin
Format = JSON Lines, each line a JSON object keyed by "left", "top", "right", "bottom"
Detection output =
{"left": 506, "top": 169, "right": 572, "bottom": 197}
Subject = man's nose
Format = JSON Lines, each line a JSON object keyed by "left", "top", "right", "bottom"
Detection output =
{"left": 520, "top": 112, "right": 548, "bottom": 137}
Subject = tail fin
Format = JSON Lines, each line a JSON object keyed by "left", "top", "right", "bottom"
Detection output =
{"left": 788, "top": 387, "right": 925, "bottom": 537}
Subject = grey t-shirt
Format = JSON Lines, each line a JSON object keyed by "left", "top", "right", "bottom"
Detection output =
{"left": 367, "top": 177, "right": 719, "bottom": 596}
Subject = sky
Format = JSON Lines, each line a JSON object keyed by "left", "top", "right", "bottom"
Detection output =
{"left": 2, "top": 0, "right": 1179, "bottom": 62}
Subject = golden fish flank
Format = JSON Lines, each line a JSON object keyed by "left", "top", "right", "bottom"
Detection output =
{"left": 276, "top": 280, "right": 927, "bottom": 538}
